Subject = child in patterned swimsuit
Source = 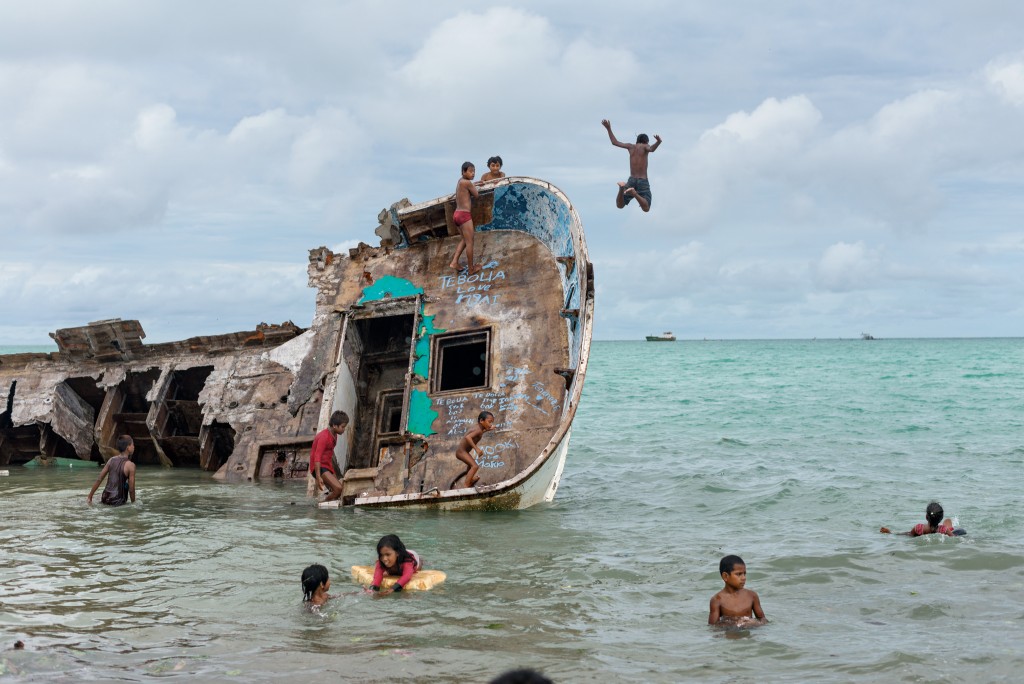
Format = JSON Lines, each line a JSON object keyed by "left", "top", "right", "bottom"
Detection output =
{"left": 880, "top": 501, "right": 963, "bottom": 536}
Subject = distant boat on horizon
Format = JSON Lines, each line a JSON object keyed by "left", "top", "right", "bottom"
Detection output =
{"left": 645, "top": 332, "right": 677, "bottom": 342}
{"left": 861, "top": 332, "right": 876, "bottom": 340}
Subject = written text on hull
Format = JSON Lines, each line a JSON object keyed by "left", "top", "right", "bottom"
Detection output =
{"left": 0, "top": 177, "right": 594, "bottom": 510}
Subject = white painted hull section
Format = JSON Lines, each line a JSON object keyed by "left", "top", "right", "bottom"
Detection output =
{"left": 319, "top": 428, "right": 572, "bottom": 511}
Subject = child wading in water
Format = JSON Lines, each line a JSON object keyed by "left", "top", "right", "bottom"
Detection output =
{"left": 371, "top": 534, "right": 422, "bottom": 595}
{"left": 453, "top": 410, "right": 495, "bottom": 488}
{"left": 449, "top": 161, "right": 481, "bottom": 276}
{"left": 880, "top": 501, "right": 962, "bottom": 537}
{"left": 481, "top": 155, "right": 505, "bottom": 181}
{"left": 86, "top": 434, "right": 137, "bottom": 506}
{"left": 709, "top": 555, "right": 767, "bottom": 626}
{"left": 301, "top": 563, "right": 334, "bottom": 608}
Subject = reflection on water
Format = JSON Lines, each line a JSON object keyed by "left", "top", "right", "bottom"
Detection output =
{"left": 2, "top": 340, "right": 1024, "bottom": 682}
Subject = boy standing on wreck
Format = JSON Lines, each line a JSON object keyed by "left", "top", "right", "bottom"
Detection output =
{"left": 449, "top": 162, "right": 481, "bottom": 275}
{"left": 601, "top": 119, "right": 662, "bottom": 212}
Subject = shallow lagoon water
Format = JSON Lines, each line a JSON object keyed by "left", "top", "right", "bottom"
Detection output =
{"left": 2, "top": 339, "right": 1023, "bottom": 682}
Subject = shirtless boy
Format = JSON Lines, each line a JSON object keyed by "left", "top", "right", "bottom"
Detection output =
{"left": 601, "top": 119, "right": 662, "bottom": 212}
{"left": 708, "top": 555, "right": 767, "bottom": 626}
{"left": 449, "top": 162, "right": 481, "bottom": 275}
{"left": 453, "top": 410, "right": 495, "bottom": 488}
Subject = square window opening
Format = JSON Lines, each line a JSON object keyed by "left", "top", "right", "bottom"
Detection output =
{"left": 432, "top": 330, "right": 491, "bottom": 393}
{"left": 378, "top": 390, "right": 404, "bottom": 436}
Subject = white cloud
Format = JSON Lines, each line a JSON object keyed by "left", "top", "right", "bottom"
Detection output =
{"left": 366, "top": 7, "right": 638, "bottom": 146}
{"left": 984, "top": 54, "right": 1024, "bottom": 107}
{"left": 2, "top": 2, "right": 1024, "bottom": 343}
{"left": 813, "top": 241, "right": 883, "bottom": 292}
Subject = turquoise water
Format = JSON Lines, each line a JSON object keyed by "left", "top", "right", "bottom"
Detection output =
{"left": 1, "top": 339, "right": 1022, "bottom": 682}
{"left": 0, "top": 346, "right": 57, "bottom": 354}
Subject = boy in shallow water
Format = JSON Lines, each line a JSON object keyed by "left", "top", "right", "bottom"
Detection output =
{"left": 708, "top": 554, "right": 767, "bottom": 626}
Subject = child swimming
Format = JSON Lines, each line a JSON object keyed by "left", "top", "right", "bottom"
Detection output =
{"left": 880, "top": 501, "right": 964, "bottom": 536}
{"left": 708, "top": 555, "right": 767, "bottom": 626}
{"left": 371, "top": 534, "right": 422, "bottom": 595}
{"left": 301, "top": 563, "right": 334, "bottom": 608}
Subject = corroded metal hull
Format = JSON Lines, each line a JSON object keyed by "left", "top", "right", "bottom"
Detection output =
{"left": 0, "top": 177, "right": 594, "bottom": 510}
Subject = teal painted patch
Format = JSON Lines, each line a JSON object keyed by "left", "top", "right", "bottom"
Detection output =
{"left": 357, "top": 275, "right": 423, "bottom": 304}
{"left": 413, "top": 314, "right": 446, "bottom": 379}
{"left": 407, "top": 389, "right": 438, "bottom": 436}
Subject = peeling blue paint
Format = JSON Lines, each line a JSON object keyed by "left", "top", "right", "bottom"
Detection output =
{"left": 407, "top": 389, "right": 438, "bottom": 436}
{"left": 357, "top": 275, "right": 424, "bottom": 304}
{"left": 483, "top": 184, "right": 574, "bottom": 259}
{"left": 413, "top": 313, "right": 445, "bottom": 380}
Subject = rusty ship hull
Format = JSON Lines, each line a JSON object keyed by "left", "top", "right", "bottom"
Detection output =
{"left": 0, "top": 176, "right": 594, "bottom": 510}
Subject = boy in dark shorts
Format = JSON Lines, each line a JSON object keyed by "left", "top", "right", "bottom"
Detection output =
{"left": 449, "top": 162, "right": 482, "bottom": 275}
{"left": 601, "top": 119, "right": 662, "bottom": 212}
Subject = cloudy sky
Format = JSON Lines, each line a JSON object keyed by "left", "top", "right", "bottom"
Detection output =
{"left": 2, "top": 1, "right": 1023, "bottom": 344}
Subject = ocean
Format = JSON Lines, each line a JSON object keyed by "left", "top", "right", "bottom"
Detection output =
{"left": 1, "top": 339, "right": 1022, "bottom": 682}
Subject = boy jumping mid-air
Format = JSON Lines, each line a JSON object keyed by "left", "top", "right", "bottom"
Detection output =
{"left": 449, "top": 161, "right": 482, "bottom": 275}
{"left": 601, "top": 119, "right": 662, "bottom": 212}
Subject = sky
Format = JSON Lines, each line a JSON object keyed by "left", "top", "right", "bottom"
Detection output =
{"left": 2, "top": 1, "right": 1023, "bottom": 344}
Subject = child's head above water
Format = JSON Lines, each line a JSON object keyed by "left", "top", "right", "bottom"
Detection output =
{"left": 719, "top": 554, "right": 747, "bottom": 590}
{"left": 719, "top": 554, "right": 745, "bottom": 576}
{"left": 377, "top": 534, "right": 411, "bottom": 570}
{"left": 301, "top": 563, "right": 329, "bottom": 602}
{"left": 925, "top": 502, "right": 944, "bottom": 527}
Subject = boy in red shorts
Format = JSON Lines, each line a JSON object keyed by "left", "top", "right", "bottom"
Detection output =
{"left": 449, "top": 161, "right": 482, "bottom": 275}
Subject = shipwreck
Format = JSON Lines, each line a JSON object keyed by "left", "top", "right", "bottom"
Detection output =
{"left": 0, "top": 176, "right": 594, "bottom": 510}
